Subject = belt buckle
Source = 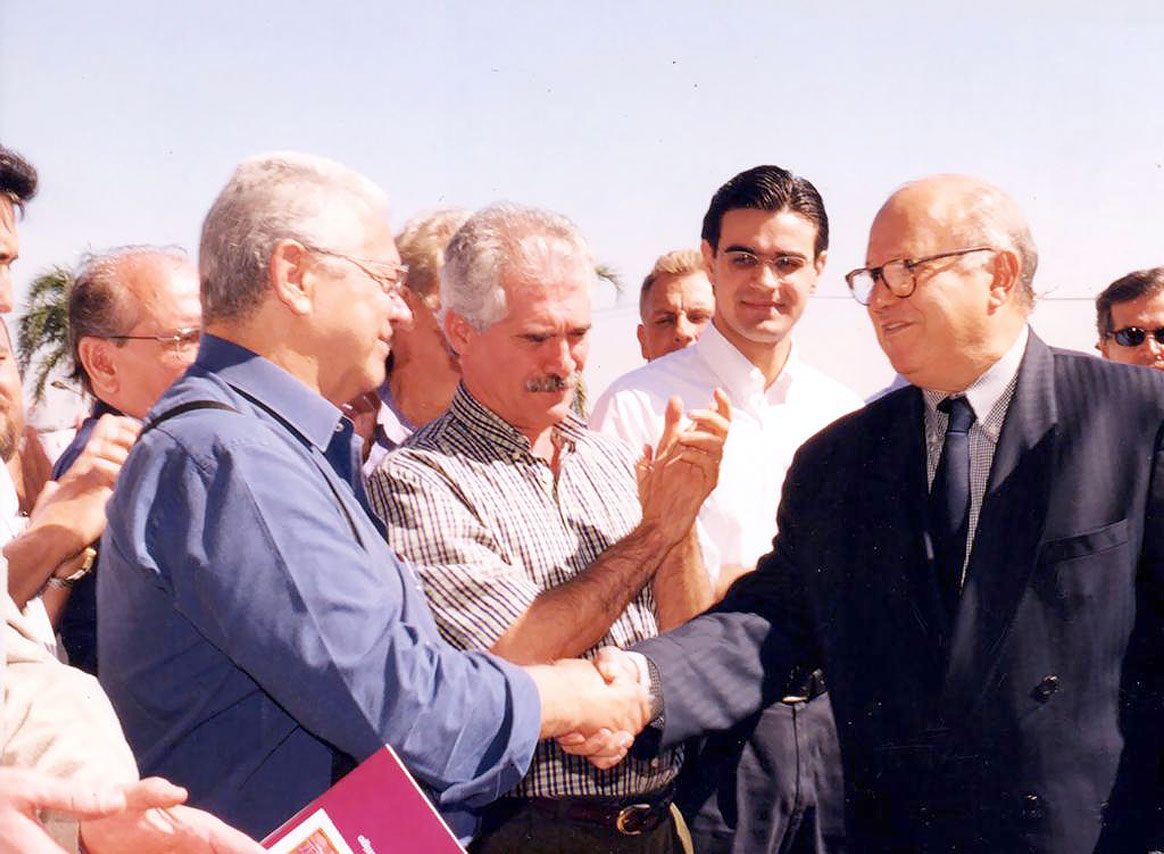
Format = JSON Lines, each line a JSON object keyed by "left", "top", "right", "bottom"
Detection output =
{"left": 781, "top": 693, "right": 809, "bottom": 704}
{"left": 615, "top": 803, "right": 653, "bottom": 835}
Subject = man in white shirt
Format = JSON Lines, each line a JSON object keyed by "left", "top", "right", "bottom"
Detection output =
{"left": 636, "top": 249, "right": 715, "bottom": 362}
{"left": 591, "top": 165, "right": 859, "bottom": 854}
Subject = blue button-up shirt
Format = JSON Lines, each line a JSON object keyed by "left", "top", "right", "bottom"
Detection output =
{"left": 97, "top": 335, "right": 539, "bottom": 841}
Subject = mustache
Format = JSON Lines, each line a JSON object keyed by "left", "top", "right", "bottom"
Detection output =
{"left": 524, "top": 374, "right": 579, "bottom": 393}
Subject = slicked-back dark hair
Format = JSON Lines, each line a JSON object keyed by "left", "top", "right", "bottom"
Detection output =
{"left": 1095, "top": 267, "right": 1164, "bottom": 339}
{"left": 0, "top": 145, "right": 38, "bottom": 212}
{"left": 700, "top": 165, "right": 828, "bottom": 257}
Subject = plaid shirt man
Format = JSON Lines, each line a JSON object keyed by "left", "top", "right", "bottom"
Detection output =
{"left": 368, "top": 385, "right": 682, "bottom": 799}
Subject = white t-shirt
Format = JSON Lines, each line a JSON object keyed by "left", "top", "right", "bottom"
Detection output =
{"left": 591, "top": 324, "right": 862, "bottom": 580}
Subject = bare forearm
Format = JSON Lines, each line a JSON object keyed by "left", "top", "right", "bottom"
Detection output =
{"left": 491, "top": 521, "right": 675, "bottom": 664}
{"left": 653, "top": 526, "right": 713, "bottom": 631}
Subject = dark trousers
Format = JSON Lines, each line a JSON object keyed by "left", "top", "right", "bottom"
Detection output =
{"left": 470, "top": 799, "right": 691, "bottom": 854}
{"left": 676, "top": 693, "right": 845, "bottom": 854}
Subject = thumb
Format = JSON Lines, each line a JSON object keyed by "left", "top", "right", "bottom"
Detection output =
{"left": 119, "top": 777, "right": 188, "bottom": 811}
{"left": 594, "top": 646, "right": 633, "bottom": 684}
{"left": 712, "top": 387, "right": 732, "bottom": 422}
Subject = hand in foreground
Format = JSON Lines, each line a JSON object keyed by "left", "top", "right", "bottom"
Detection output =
{"left": 30, "top": 413, "right": 141, "bottom": 547}
{"left": 0, "top": 768, "right": 127, "bottom": 854}
{"left": 80, "top": 777, "right": 263, "bottom": 854}
{"left": 528, "top": 656, "right": 651, "bottom": 769}
{"left": 554, "top": 647, "right": 651, "bottom": 769}
{"left": 7, "top": 414, "right": 142, "bottom": 605}
{"left": 638, "top": 389, "right": 731, "bottom": 543}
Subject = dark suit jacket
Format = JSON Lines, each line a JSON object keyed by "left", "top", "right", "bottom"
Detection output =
{"left": 636, "top": 333, "right": 1164, "bottom": 853}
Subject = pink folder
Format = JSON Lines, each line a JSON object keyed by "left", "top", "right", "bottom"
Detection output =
{"left": 262, "top": 746, "right": 466, "bottom": 853}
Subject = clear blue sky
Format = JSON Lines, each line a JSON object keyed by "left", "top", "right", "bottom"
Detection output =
{"left": 3, "top": 1, "right": 1163, "bottom": 396}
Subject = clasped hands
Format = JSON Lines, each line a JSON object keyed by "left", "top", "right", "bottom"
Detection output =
{"left": 545, "top": 646, "right": 649, "bottom": 770}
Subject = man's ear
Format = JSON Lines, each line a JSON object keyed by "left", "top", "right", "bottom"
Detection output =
{"left": 78, "top": 337, "right": 118, "bottom": 398}
{"left": 987, "top": 248, "right": 1022, "bottom": 310}
{"left": 444, "top": 309, "right": 475, "bottom": 356}
{"left": 812, "top": 249, "right": 828, "bottom": 291}
{"left": 636, "top": 323, "right": 649, "bottom": 360}
{"left": 700, "top": 239, "right": 717, "bottom": 287}
{"left": 269, "top": 239, "right": 315, "bottom": 316}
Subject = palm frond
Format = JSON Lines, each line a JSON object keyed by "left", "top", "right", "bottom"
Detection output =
{"left": 16, "top": 266, "right": 75, "bottom": 405}
{"left": 595, "top": 263, "right": 622, "bottom": 295}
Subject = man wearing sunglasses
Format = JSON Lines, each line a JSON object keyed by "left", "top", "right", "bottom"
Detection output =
{"left": 598, "top": 173, "right": 1164, "bottom": 853}
{"left": 1096, "top": 267, "right": 1164, "bottom": 370}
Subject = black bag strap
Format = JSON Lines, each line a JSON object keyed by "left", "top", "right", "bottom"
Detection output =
{"left": 140, "top": 394, "right": 361, "bottom": 782}
{"left": 140, "top": 400, "right": 240, "bottom": 437}
{"left": 144, "top": 393, "right": 364, "bottom": 546}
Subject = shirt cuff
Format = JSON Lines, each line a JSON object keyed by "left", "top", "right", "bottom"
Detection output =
{"left": 626, "top": 651, "right": 664, "bottom": 724}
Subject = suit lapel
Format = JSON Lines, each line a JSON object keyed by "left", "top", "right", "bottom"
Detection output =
{"left": 864, "top": 388, "right": 949, "bottom": 668}
{"left": 939, "top": 333, "right": 1058, "bottom": 726}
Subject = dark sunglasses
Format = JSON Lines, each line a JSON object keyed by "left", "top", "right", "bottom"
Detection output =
{"left": 1109, "top": 326, "right": 1164, "bottom": 347}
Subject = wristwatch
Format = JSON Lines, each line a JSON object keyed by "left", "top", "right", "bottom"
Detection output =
{"left": 45, "top": 546, "right": 97, "bottom": 590}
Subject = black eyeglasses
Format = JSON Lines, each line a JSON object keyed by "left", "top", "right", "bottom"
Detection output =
{"left": 1108, "top": 326, "right": 1164, "bottom": 347}
{"left": 105, "top": 327, "right": 201, "bottom": 357}
{"left": 845, "top": 246, "right": 995, "bottom": 305}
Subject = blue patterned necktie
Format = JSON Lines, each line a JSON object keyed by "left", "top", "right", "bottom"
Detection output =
{"left": 930, "top": 395, "right": 976, "bottom": 614}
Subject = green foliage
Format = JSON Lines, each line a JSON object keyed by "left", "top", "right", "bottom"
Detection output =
{"left": 17, "top": 266, "right": 75, "bottom": 405}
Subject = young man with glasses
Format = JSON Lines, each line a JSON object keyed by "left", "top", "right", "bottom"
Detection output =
{"left": 592, "top": 165, "right": 860, "bottom": 854}
{"left": 1095, "top": 266, "right": 1164, "bottom": 370}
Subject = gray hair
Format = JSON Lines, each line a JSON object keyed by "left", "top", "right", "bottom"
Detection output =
{"left": 199, "top": 152, "right": 389, "bottom": 324}
{"left": 957, "top": 183, "right": 1039, "bottom": 309}
{"left": 441, "top": 204, "right": 595, "bottom": 332}
{"left": 396, "top": 208, "right": 472, "bottom": 300}
{"left": 68, "top": 245, "right": 189, "bottom": 395}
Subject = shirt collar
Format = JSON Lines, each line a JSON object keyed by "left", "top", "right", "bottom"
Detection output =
{"left": 694, "top": 322, "right": 802, "bottom": 402}
{"left": 448, "top": 383, "right": 585, "bottom": 456}
{"left": 195, "top": 334, "right": 345, "bottom": 452}
{"left": 922, "top": 325, "right": 1029, "bottom": 432}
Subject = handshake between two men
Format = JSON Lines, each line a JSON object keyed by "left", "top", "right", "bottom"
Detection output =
{"left": 524, "top": 389, "right": 732, "bottom": 767}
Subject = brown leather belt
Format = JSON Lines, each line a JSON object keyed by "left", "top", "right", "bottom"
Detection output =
{"left": 508, "top": 784, "right": 675, "bottom": 836}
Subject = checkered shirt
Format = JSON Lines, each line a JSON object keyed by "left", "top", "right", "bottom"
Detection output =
{"left": 922, "top": 351, "right": 1022, "bottom": 582}
{"left": 367, "top": 385, "right": 681, "bottom": 799}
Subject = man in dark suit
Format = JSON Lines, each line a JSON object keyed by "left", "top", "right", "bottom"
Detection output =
{"left": 578, "top": 174, "right": 1164, "bottom": 852}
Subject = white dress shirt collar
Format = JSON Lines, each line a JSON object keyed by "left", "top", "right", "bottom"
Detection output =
{"left": 695, "top": 322, "right": 802, "bottom": 408}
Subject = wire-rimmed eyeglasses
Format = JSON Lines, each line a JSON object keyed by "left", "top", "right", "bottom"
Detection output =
{"left": 105, "top": 327, "right": 201, "bottom": 358}
{"left": 845, "top": 246, "right": 995, "bottom": 305}
{"left": 302, "top": 244, "right": 409, "bottom": 297}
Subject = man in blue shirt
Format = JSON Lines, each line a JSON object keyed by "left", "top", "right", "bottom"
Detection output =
{"left": 97, "top": 152, "right": 647, "bottom": 843}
